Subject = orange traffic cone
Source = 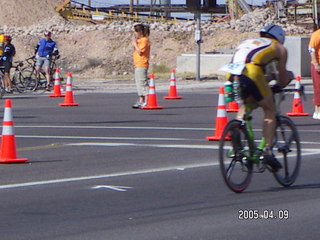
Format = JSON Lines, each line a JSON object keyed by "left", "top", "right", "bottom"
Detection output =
{"left": 49, "top": 68, "right": 65, "bottom": 98}
{"left": 141, "top": 73, "right": 164, "bottom": 110}
{"left": 59, "top": 72, "right": 79, "bottom": 107}
{"left": 0, "top": 99, "right": 28, "bottom": 163}
{"left": 164, "top": 68, "right": 182, "bottom": 100}
{"left": 206, "top": 86, "right": 230, "bottom": 141}
{"left": 227, "top": 100, "right": 239, "bottom": 112}
{"left": 287, "top": 76, "right": 309, "bottom": 116}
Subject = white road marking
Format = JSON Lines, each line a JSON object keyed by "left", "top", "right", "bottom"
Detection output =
{"left": 67, "top": 142, "right": 320, "bottom": 154}
{"left": 91, "top": 185, "right": 132, "bottom": 192}
{"left": 0, "top": 162, "right": 217, "bottom": 190}
{"left": 67, "top": 142, "right": 215, "bottom": 149}
{"left": 15, "top": 125, "right": 212, "bottom": 131}
{"left": 0, "top": 147, "right": 319, "bottom": 190}
{"left": 17, "top": 135, "right": 192, "bottom": 141}
{"left": 14, "top": 124, "right": 320, "bottom": 134}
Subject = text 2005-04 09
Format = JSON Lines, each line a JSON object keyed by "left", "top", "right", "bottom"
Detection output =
{"left": 238, "top": 209, "right": 289, "bottom": 220}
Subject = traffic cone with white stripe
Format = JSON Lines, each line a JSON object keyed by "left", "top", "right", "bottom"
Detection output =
{"left": 0, "top": 99, "right": 28, "bottom": 163}
{"left": 59, "top": 72, "right": 79, "bottom": 107}
{"left": 141, "top": 73, "right": 163, "bottom": 109}
{"left": 164, "top": 68, "right": 182, "bottom": 99}
{"left": 49, "top": 68, "right": 65, "bottom": 98}
{"left": 206, "top": 86, "right": 230, "bottom": 141}
{"left": 287, "top": 76, "right": 309, "bottom": 116}
{"left": 227, "top": 100, "right": 239, "bottom": 112}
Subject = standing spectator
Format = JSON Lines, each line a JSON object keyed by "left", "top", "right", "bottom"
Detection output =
{"left": 308, "top": 24, "right": 320, "bottom": 119}
{"left": 1, "top": 35, "right": 15, "bottom": 93}
{"left": 34, "top": 31, "right": 59, "bottom": 90}
{"left": 132, "top": 24, "right": 151, "bottom": 109}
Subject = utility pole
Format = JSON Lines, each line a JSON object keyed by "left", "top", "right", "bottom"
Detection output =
{"left": 195, "top": 11, "right": 201, "bottom": 81}
{"left": 130, "top": 0, "right": 134, "bottom": 13}
{"left": 88, "top": 0, "right": 91, "bottom": 7}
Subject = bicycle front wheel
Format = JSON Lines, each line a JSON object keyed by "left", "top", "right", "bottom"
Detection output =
{"left": 0, "top": 76, "right": 5, "bottom": 98}
{"left": 272, "top": 116, "right": 301, "bottom": 187}
{"left": 12, "top": 71, "right": 26, "bottom": 93}
{"left": 219, "top": 120, "right": 253, "bottom": 193}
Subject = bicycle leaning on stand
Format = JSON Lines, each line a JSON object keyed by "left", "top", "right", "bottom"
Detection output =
{"left": 219, "top": 81, "right": 302, "bottom": 193}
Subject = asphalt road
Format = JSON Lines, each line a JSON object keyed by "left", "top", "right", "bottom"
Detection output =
{"left": 1, "top": 87, "right": 320, "bottom": 240}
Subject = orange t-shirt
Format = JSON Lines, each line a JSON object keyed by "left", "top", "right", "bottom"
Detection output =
{"left": 133, "top": 36, "right": 150, "bottom": 68}
{"left": 309, "top": 29, "right": 320, "bottom": 64}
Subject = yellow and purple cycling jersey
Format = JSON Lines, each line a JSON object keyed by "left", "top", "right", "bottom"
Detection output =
{"left": 224, "top": 37, "right": 279, "bottom": 101}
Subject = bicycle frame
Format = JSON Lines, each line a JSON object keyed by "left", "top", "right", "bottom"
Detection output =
{"left": 238, "top": 103, "right": 266, "bottom": 164}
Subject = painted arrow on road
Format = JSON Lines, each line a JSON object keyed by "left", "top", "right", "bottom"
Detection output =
{"left": 91, "top": 185, "right": 133, "bottom": 192}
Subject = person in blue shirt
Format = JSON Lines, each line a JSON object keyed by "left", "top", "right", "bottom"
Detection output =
{"left": 1, "top": 35, "right": 15, "bottom": 93}
{"left": 34, "top": 31, "right": 59, "bottom": 90}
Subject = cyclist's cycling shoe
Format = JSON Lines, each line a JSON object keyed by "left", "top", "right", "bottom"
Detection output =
{"left": 263, "top": 154, "right": 282, "bottom": 172}
{"left": 5, "top": 88, "right": 13, "bottom": 93}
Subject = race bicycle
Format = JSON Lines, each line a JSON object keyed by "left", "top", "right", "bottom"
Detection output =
{"left": 19, "top": 55, "right": 61, "bottom": 92}
{"left": 0, "top": 61, "right": 29, "bottom": 97}
{"left": 219, "top": 84, "right": 302, "bottom": 193}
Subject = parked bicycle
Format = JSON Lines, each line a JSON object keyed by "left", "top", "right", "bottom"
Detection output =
{"left": 20, "top": 55, "right": 61, "bottom": 92}
{"left": 0, "top": 60, "right": 29, "bottom": 97}
{"left": 219, "top": 84, "right": 302, "bottom": 193}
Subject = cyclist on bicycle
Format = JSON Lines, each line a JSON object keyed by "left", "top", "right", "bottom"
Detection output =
{"left": 34, "top": 31, "right": 59, "bottom": 90}
{"left": 0, "top": 35, "right": 16, "bottom": 93}
{"left": 222, "top": 24, "right": 294, "bottom": 172}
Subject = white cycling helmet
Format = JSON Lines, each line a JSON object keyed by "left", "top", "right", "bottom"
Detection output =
{"left": 260, "top": 24, "right": 285, "bottom": 44}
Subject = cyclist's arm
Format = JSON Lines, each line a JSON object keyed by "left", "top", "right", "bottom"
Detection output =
{"left": 276, "top": 43, "right": 294, "bottom": 88}
{"left": 34, "top": 43, "right": 40, "bottom": 56}
{"left": 52, "top": 42, "right": 59, "bottom": 56}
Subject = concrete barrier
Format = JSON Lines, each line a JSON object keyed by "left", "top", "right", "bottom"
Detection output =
{"left": 284, "top": 36, "right": 310, "bottom": 77}
{"left": 176, "top": 36, "right": 311, "bottom": 77}
{"left": 176, "top": 53, "right": 232, "bottom": 76}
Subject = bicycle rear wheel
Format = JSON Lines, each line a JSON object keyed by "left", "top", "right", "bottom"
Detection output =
{"left": 21, "top": 68, "right": 38, "bottom": 92}
{"left": 272, "top": 116, "right": 301, "bottom": 186}
{"left": 219, "top": 120, "right": 253, "bottom": 193}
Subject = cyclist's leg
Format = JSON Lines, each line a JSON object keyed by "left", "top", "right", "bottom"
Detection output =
{"left": 3, "top": 62, "right": 13, "bottom": 92}
{"left": 44, "top": 58, "right": 51, "bottom": 86}
{"left": 35, "top": 57, "right": 43, "bottom": 79}
{"left": 258, "top": 95, "right": 276, "bottom": 152}
{"left": 242, "top": 65, "right": 282, "bottom": 171}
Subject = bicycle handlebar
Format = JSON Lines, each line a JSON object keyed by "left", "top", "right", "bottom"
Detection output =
{"left": 271, "top": 84, "right": 306, "bottom": 101}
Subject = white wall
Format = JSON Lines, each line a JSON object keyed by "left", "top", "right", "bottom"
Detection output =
{"left": 176, "top": 36, "right": 311, "bottom": 77}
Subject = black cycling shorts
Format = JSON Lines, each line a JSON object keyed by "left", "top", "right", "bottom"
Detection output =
{"left": 229, "top": 74, "right": 264, "bottom": 102}
{"left": 2, "top": 61, "right": 12, "bottom": 73}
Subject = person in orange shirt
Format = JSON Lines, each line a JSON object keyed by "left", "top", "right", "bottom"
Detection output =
{"left": 309, "top": 24, "right": 320, "bottom": 119}
{"left": 132, "top": 24, "right": 151, "bottom": 109}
